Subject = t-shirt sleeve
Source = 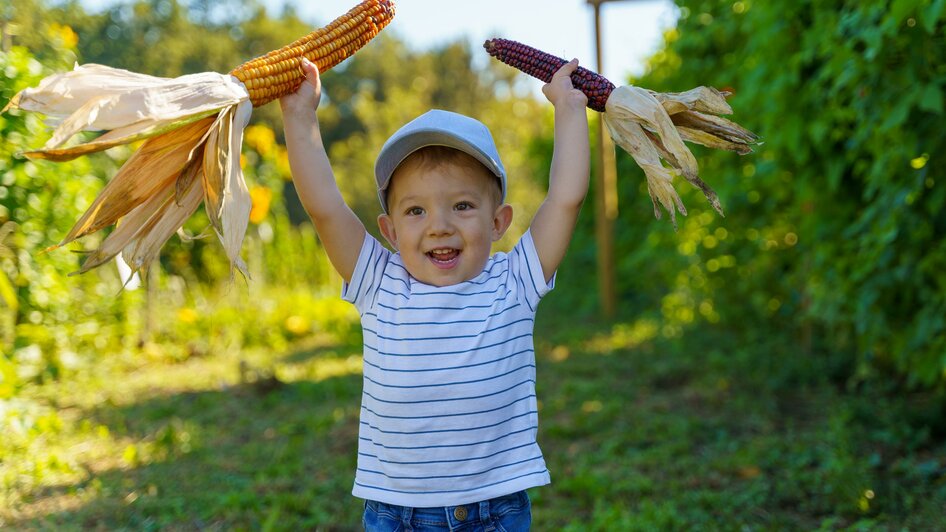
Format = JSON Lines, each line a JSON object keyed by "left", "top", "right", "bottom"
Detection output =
{"left": 341, "top": 233, "right": 390, "bottom": 314}
{"left": 509, "top": 228, "right": 556, "bottom": 312}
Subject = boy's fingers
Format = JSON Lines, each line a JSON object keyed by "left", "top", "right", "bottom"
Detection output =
{"left": 300, "top": 57, "right": 321, "bottom": 85}
{"left": 554, "top": 58, "right": 579, "bottom": 78}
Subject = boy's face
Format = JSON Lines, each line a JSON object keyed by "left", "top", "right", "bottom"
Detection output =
{"left": 377, "top": 161, "right": 512, "bottom": 287}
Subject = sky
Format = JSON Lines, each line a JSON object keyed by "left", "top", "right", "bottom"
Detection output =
{"left": 79, "top": 0, "right": 679, "bottom": 88}
{"left": 280, "top": 0, "right": 678, "bottom": 84}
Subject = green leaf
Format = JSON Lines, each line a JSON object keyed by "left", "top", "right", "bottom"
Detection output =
{"left": 889, "top": 0, "right": 918, "bottom": 26}
{"left": 923, "top": 0, "right": 946, "bottom": 33}
{"left": 919, "top": 83, "right": 944, "bottom": 114}
{"left": 826, "top": 159, "right": 845, "bottom": 191}
{"left": 0, "top": 353, "right": 18, "bottom": 399}
{"left": 882, "top": 97, "right": 914, "bottom": 129}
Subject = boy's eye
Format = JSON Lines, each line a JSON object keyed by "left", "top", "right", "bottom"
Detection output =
{"left": 455, "top": 201, "right": 474, "bottom": 211}
{"left": 406, "top": 207, "right": 424, "bottom": 216}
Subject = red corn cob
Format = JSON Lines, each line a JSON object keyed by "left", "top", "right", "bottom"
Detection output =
{"left": 484, "top": 37, "right": 761, "bottom": 226}
{"left": 484, "top": 38, "right": 614, "bottom": 112}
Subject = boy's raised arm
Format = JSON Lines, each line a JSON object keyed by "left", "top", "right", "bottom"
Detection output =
{"left": 530, "top": 59, "right": 591, "bottom": 283}
{"left": 280, "top": 59, "right": 366, "bottom": 283}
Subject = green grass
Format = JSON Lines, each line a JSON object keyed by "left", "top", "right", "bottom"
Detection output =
{"left": 2, "top": 319, "right": 945, "bottom": 531}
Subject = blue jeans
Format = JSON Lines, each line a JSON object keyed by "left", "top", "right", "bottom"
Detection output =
{"left": 362, "top": 490, "right": 531, "bottom": 531}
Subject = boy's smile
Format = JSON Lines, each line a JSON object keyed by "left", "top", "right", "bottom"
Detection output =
{"left": 378, "top": 160, "right": 512, "bottom": 287}
{"left": 428, "top": 247, "right": 460, "bottom": 268}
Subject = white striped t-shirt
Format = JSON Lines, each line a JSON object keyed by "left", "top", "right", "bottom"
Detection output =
{"left": 341, "top": 229, "right": 554, "bottom": 507}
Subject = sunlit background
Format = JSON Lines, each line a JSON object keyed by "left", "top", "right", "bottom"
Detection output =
{"left": 1, "top": 0, "right": 944, "bottom": 529}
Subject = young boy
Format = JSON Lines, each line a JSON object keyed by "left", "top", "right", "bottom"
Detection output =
{"left": 280, "top": 56, "right": 589, "bottom": 530}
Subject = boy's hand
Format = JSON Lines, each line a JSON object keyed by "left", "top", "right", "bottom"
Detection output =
{"left": 541, "top": 59, "right": 588, "bottom": 109}
{"left": 279, "top": 57, "right": 322, "bottom": 117}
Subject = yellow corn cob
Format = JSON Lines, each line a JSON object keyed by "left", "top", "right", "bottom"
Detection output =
{"left": 231, "top": 0, "right": 395, "bottom": 107}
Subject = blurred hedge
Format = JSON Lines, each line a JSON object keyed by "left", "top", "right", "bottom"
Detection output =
{"left": 552, "top": 0, "right": 946, "bottom": 388}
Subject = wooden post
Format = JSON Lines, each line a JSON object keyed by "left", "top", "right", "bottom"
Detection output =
{"left": 589, "top": 0, "right": 619, "bottom": 318}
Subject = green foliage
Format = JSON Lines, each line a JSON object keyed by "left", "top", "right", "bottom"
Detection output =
{"left": 549, "top": 0, "right": 946, "bottom": 388}
{"left": 1, "top": 40, "right": 141, "bottom": 394}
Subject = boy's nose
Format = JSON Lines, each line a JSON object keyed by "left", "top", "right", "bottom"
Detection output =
{"left": 426, "top": 209, "right": 455, "bottom": 236}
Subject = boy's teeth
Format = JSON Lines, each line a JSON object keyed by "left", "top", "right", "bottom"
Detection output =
{"left": 429, "top": 248, "right": 459, "bottom": 260}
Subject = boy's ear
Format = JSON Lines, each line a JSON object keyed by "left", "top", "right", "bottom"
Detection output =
{"left": 377, "top": 213, "right": 398, "bottom": 249}
{"left": 491, "top": 203, "right": 514, "bottom": 242}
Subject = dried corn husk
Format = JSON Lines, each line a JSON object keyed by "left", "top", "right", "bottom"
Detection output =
{"left": 4, "top": 65, "right": 253, "bottom": 273}
{"left": 605, "top": 85, "right": 722, "bottom": 226}
{"left": 7, "top": 65, "right": 247, "bottom": 159}
{"left": 4, "top": 0, "right": 395, "bottom": 277}
{"left": 604, "top": 106, "right": 687, "bottom": 225}
{"left": 74, "top": 176, "right": 179, "bottom": 274}
{"left": 121, "top": 169, "right": 205, "bottom": 274}
{"left": 75, "top": 147, "right": 205, "bottom": 274}
{"left": 649, "top": 86, "right": 734, "bottom": 116}
{"left": 217, "top": 100, "right": 253, "bottom": 278}
{"left": 9, "top": 63, "right": 253, "bottom": 277}
{"left": 52, "top": 115, "right": 215, "bottom": 250}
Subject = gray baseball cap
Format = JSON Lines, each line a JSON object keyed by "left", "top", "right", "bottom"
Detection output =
{"left": 374, "top": 109, "right": 506, "bottom": 213}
